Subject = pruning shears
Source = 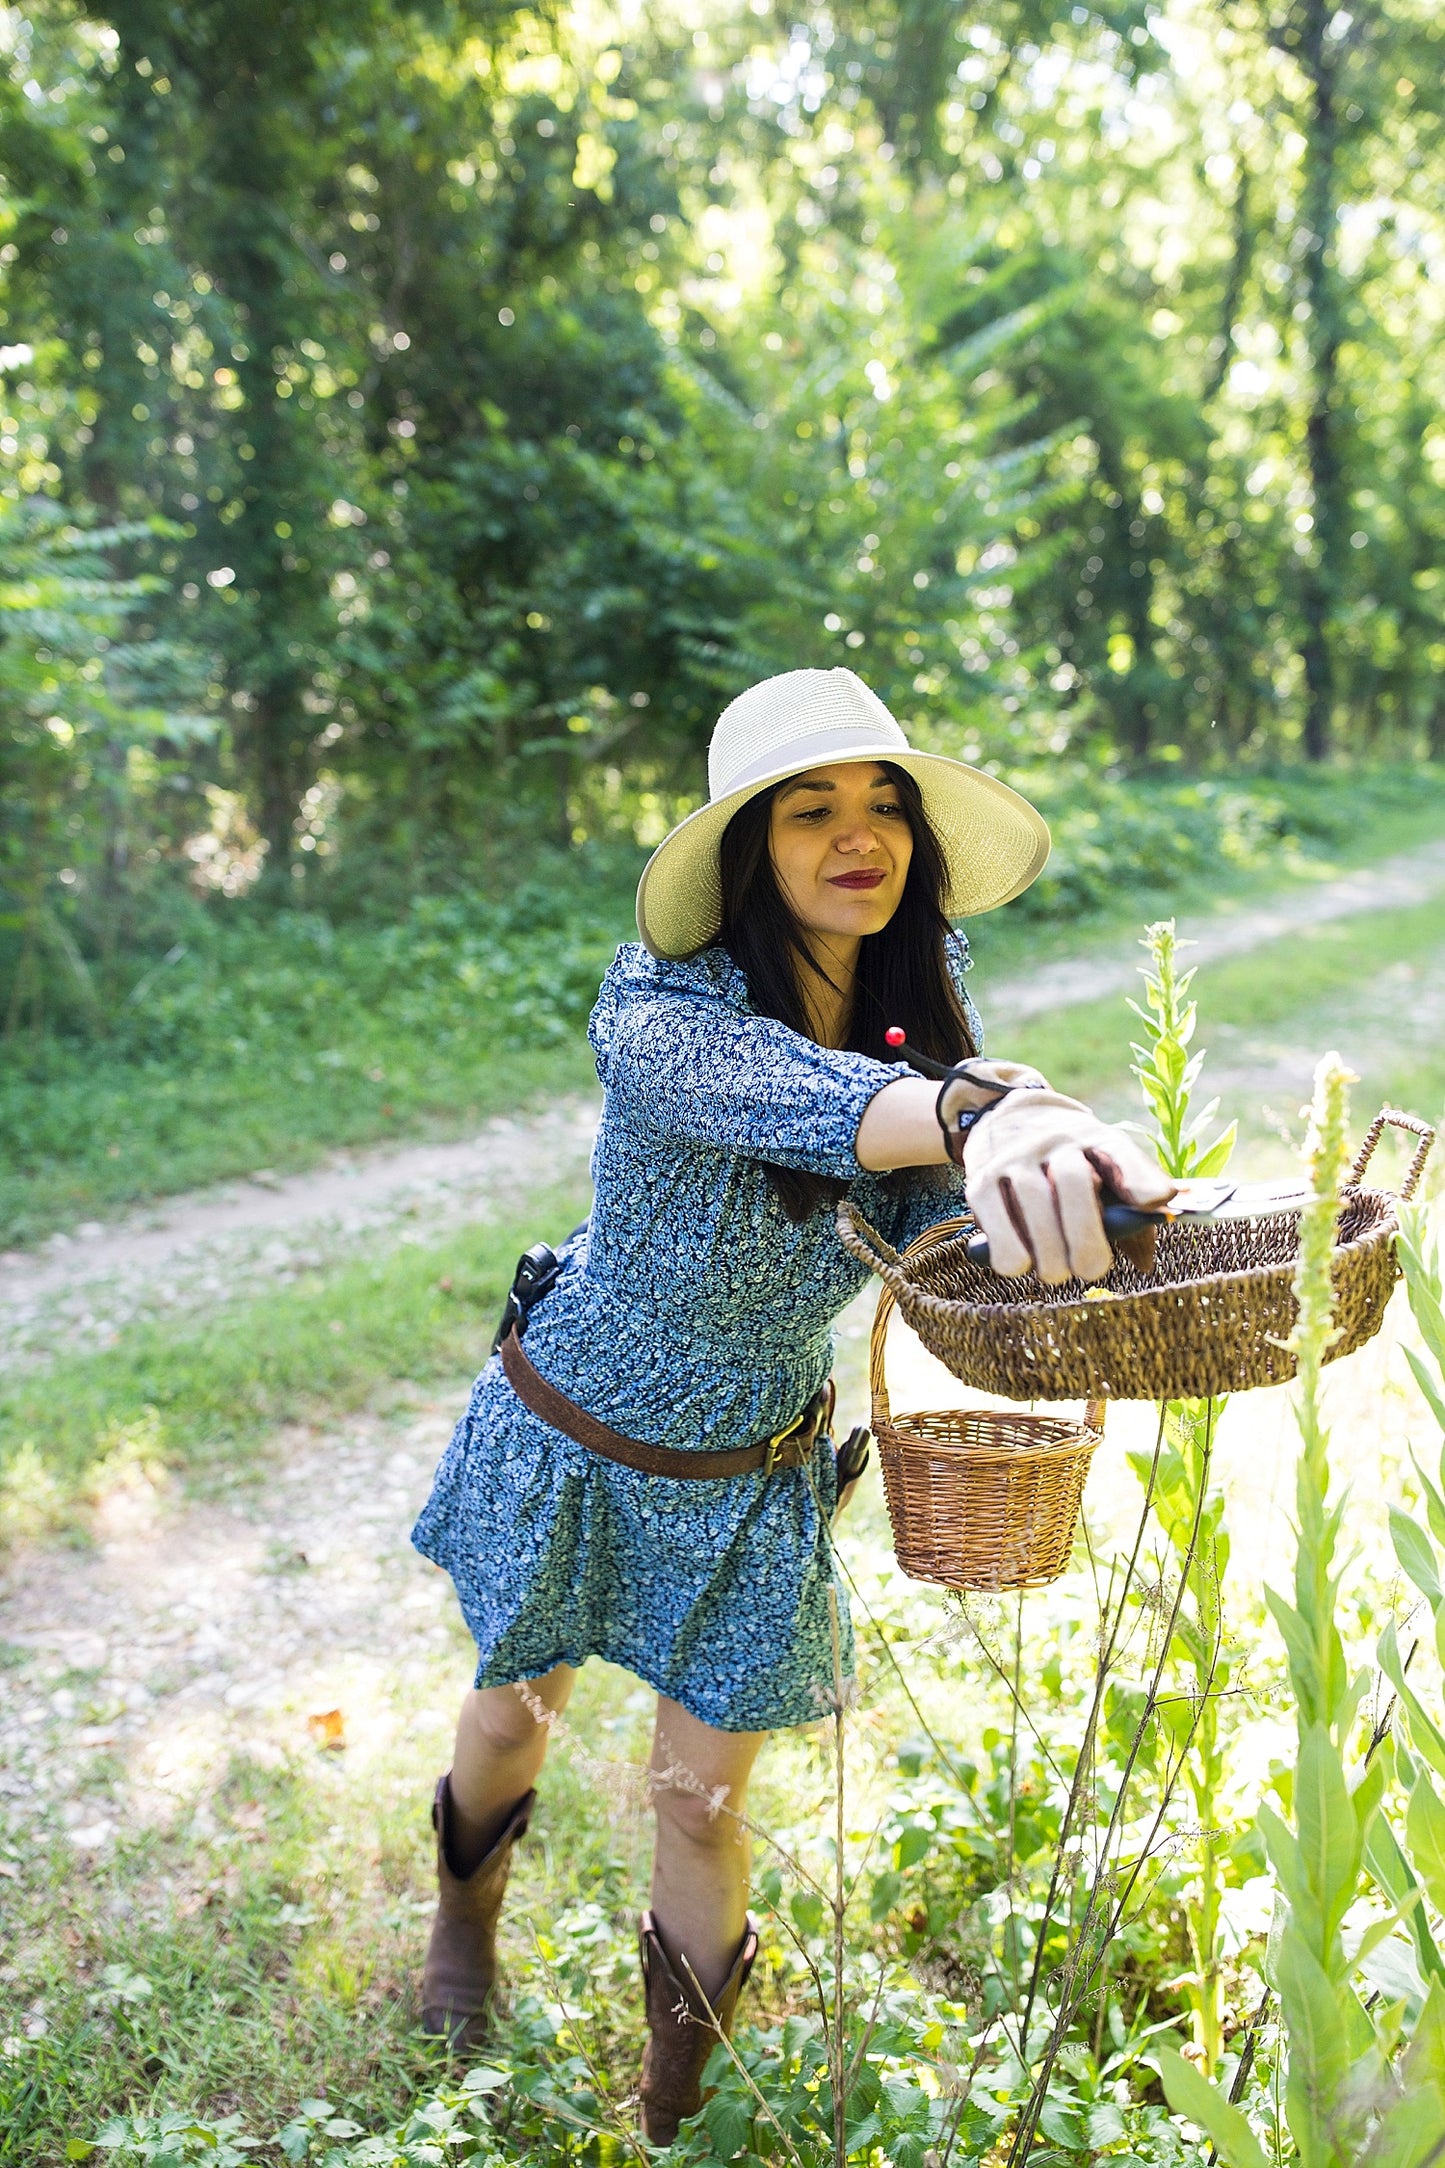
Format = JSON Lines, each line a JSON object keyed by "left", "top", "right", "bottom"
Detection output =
{"left": 963, "top": 1178, "right": 1310, "bottom": 1272}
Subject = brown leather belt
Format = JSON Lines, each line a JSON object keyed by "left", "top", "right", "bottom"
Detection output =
{"left": 500, "top": 1327, "right": 831, "bottom": 1480}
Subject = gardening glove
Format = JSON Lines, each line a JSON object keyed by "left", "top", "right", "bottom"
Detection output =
{"left": 960, "top": 1084, "right": 1176, "bottom": 1287}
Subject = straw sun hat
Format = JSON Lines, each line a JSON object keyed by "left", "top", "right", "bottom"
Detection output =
{"left": 635, "top": 667, "right": 1051, "bottom": 959}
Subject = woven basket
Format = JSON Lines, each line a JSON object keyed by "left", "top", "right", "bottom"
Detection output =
{"left": 839, "top": 1107, "right": 1434, "bottom": 1406}
{"left": 867, "top": 1224, "right": 1103, "bottom": 1591}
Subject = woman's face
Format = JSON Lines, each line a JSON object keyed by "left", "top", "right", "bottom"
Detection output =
{"left": 767, "top": 761, "right": 913, "bottom": 944}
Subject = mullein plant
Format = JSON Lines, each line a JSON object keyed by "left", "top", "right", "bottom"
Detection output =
{"left": 1128, "top": 920, "right": 1238, "bottom": 2074}
{"left": 1369, "top": 1202, "right": 1445, "bottom": 2031}
{"left": 1161, "top": 1056, "right": 1445, "bottom": 2166}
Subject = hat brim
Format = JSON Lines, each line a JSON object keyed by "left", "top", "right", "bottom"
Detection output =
{"left": 636, "top": 744, "right": 1051, "bottom": 959}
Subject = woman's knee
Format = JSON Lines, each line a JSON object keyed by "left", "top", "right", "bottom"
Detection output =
{"left": 651, "top": 1771, "right": 748, "bottom": 1850}
{"left": 462, "top": 1676, "right": 566, "bottom": 1758}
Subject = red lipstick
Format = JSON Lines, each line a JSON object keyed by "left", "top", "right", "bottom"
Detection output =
{"left": 829, "top": 870, "right": 886, "bottom": 890}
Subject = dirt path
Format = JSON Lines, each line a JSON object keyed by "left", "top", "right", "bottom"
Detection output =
{"left": 4, "top": 829, "right": 1443, "bottom": 1375}
{"left": 0, "top": 1387, "right": 465, "bottom": 1868}
{"left": 979, "top": 832, "right": 1445, "bottom": 1023}
{"left": 0, "top": 1101, "right": 599, "bottom": 1374}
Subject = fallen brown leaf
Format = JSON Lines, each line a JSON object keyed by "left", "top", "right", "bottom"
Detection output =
{"left": 307, "top": 1708, "right": 346, "bottom": 1750}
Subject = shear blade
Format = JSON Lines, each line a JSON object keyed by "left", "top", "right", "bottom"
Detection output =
{"left": 1164, "top": 1178, "right": 1308, "bottom": 1224}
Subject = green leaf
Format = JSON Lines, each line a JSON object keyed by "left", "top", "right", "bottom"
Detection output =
{"left": 1411, "top": 1451, "right": 1445, "bottom": 1551}
{"left": 1407, "top": 1777, "right": 1445, "bottom": 1920}
{"left": 1037, "top": 2096, "right": 1086, "bottom": 2149}
{"left": 1259, "top": 1803, "right": 1318, "bottom": 1938}
{"left": 1157, "top": 2047, "right": 1271, "bottom": 2168}
{"left": 1366, "top": 1810, "right": 1445, "bottom": 1985}
{"left": 1367, "top": 2087, "right": 1445, "bottom": 2168}
{"left": 1277, "top": 1932, "right": 1349, "bottom": 2145}
{"left": 1390, "top": 1507, "right": 1443, "bottom": 1609}
{"left": 1405, "top": 1348, "right": 1445, "bottom": 1437}
{"left": 66, "top": 2148, "right": 96, "bottom": 2164}
{"left": 896, "top": 1823, "right": 934, "bottom": 1868}
{"left": 1380, "top": 1622, "right": 1445, "bottom": 1784}
{"left": 1265, "top": 1588, "right": 1321, "bottom": 1717}
{"left": 1405, "top": 1978, "right": 1445, "bottom": 2094}
{"left": 869, "top": 1870, "right": 903, "bottom": 1922}
{"left": 1192, "top": 1123, "right": 1238, "bottom": 1178}
{"left": 1296, "top": 1722, "right": 1364, "bottom": 1941}
{"left": 790, "top": 1890, "right": 824, "bottom": 1938}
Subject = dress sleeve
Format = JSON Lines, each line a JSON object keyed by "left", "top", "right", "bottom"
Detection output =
{"left": 604, "top": 993, "right": 898, "bottom": 1178}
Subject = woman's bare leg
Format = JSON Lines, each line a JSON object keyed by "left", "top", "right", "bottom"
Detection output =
{"left": 448, "top": 1665, "right": 576, "bottom": 1873}
{"left": 649, "top": 1695, "right": 765, "bottom": 2002}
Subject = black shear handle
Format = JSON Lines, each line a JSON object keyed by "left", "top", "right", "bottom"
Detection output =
{"left": 964, "top": 1201, "right": 1164, "bottom": 1272}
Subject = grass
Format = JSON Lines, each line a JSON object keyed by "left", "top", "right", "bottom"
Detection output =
{"left": 0, "top": 1187, "right": 591, "bottom": 1538}
{"left": 4, "top": 764, "right": 1444, "bottom": 1249}
{"left": 0, "top": 1650, "right": 669, "bottom": 2164}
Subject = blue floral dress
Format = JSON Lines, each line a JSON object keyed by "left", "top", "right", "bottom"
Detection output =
{"left": 411, "top": 939, "right": 980, "bottom": 1731}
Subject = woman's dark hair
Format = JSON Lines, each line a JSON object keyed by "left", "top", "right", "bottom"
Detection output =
{"left": 715, "top": 761, "right": 976, "bottom": 1221}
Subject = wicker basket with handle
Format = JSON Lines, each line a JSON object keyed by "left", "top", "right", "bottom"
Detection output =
{"left": 867, "top": 1216, "right": 1104, "bottom": 1591}
{"left": 839, "top": 1106, "right": 1434, "bottom": 1406}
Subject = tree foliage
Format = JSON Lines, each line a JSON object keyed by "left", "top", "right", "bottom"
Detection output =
{"left": 0, "top": 0, "right": 1442, "bottom": 1017}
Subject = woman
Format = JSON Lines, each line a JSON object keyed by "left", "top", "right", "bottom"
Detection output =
{"left": 410, "top": 667, "right": 1169, "bottom": 2140}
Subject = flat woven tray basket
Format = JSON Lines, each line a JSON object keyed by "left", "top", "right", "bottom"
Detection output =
{"left": 838, "top": 1108, "right": 1433, "bottom": 1405}
{"left": 867, "top": 1245, "right": 1103, "bottom": 1591}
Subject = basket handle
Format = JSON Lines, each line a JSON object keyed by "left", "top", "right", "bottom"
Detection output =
{"left": 852, "top": 1211, "right": 974, "bottom": 1429}
{"left": 844, "top": 1201, "right": 1109, "bottom": 1436}
{"left": 1348, "top": 1106, "right": 1436, "bottom": 1202}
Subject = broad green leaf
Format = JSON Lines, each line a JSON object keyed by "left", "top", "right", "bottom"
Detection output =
{"left": 1407, "top": 1978, "right": 1445, "bottom": 2091}
{"left": 1296, "top": 1722, "right": 1363, "bottom": 1942}
{"left": 1353, "top": 1748, "right": 1388, "bottom": 1845}
{"left": 1037, "top": 2096, "right": 1086, "bottom": 2149}
{"left": 896, "top": 1823, "right": 933, "bottom": 1869}
{"left": 1379, "top": 1623, "right": 1445, "bottom": 1786}
{"left": 790, "top": 1890, "right": 824, "bottom": 1938}
{"left": 1192, "top": 1123, "right": 1238, "bottom": 1178}
{"left": 1157, "top": 2048, "right": 1271, "bottom": 2168}
{"left": 1390, "top": 1506, "right": 1443, "bottom": 1609}
{"left": 1265, "top": 1588, "right": 1322, "bottom": 1717}
{"left": 1362, "top": 2074, "right": 1445, "bottom": 2168}
{"left": 1405, "top": 1348, "right": 1445, "bottom": 1437}
{"left": 1408, "top": 1777, "right": 1445, "bottom": 1919}
{"left": 1411, "top": 1450, "right": 1445, "bottom": 1551}
{"left": 1366, "top": 1810, "right": 1445, "bottom": 1985}
{"left": 1277, "top": 1932, "right": 1349, "bottom": 2147}
{"left": 869, "top": 1871, "right": 903, "bottom": 1922}
{"left": 1259, "top": 1803, "right": 1320, "bottom": 1942}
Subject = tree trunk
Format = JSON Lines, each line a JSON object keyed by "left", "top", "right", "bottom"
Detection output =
{"left": 248, "top": 679, "right": 305, "bottom": 878}
{"left": 1202, "top": 160, "right": 1253, "bottom": 409}
{"left": 1296, "top": 0, "right": 1348, "bottom": 762}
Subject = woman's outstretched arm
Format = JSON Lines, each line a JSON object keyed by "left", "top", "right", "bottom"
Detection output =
{"left": 856, "top": 1074, "right": 1174, "bottom": 1286}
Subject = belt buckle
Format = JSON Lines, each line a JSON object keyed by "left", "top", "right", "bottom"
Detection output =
{"left": 764, "top": 1398, "right": 825, "bottom": 1475}
{"left": 762, "top": 1414, "right": 804, "bottom": 1477}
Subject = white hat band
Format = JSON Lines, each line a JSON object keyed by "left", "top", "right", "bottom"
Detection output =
{"left": 720, "top": 724, "right": 905, "bottom": 799}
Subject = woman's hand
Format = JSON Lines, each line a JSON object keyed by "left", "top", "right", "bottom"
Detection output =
{"left": 962, "top": 1087, "right": 1174, "bottom": 1284}
{"left": 855, "top": 1070, "right": 1174, "bottom": 1285}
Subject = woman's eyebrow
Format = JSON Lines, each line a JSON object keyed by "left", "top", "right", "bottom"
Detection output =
{"left": 775, "top": 777, "right": 836, "bottom": 802}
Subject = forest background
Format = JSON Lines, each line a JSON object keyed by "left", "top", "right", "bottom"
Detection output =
{"left": 2, "top": 0, "right": 1445, "bottom": 1235}
{"left": 5, "top": 7, "right": 1445, "bottom": 2164}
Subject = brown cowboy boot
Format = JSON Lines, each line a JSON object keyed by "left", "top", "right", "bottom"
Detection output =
{"left": 638, "top": 1910, "right": 759, "bottom": 2146}
{"left": 420, "top": 1775, "right": 534, "bottom": 2049}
